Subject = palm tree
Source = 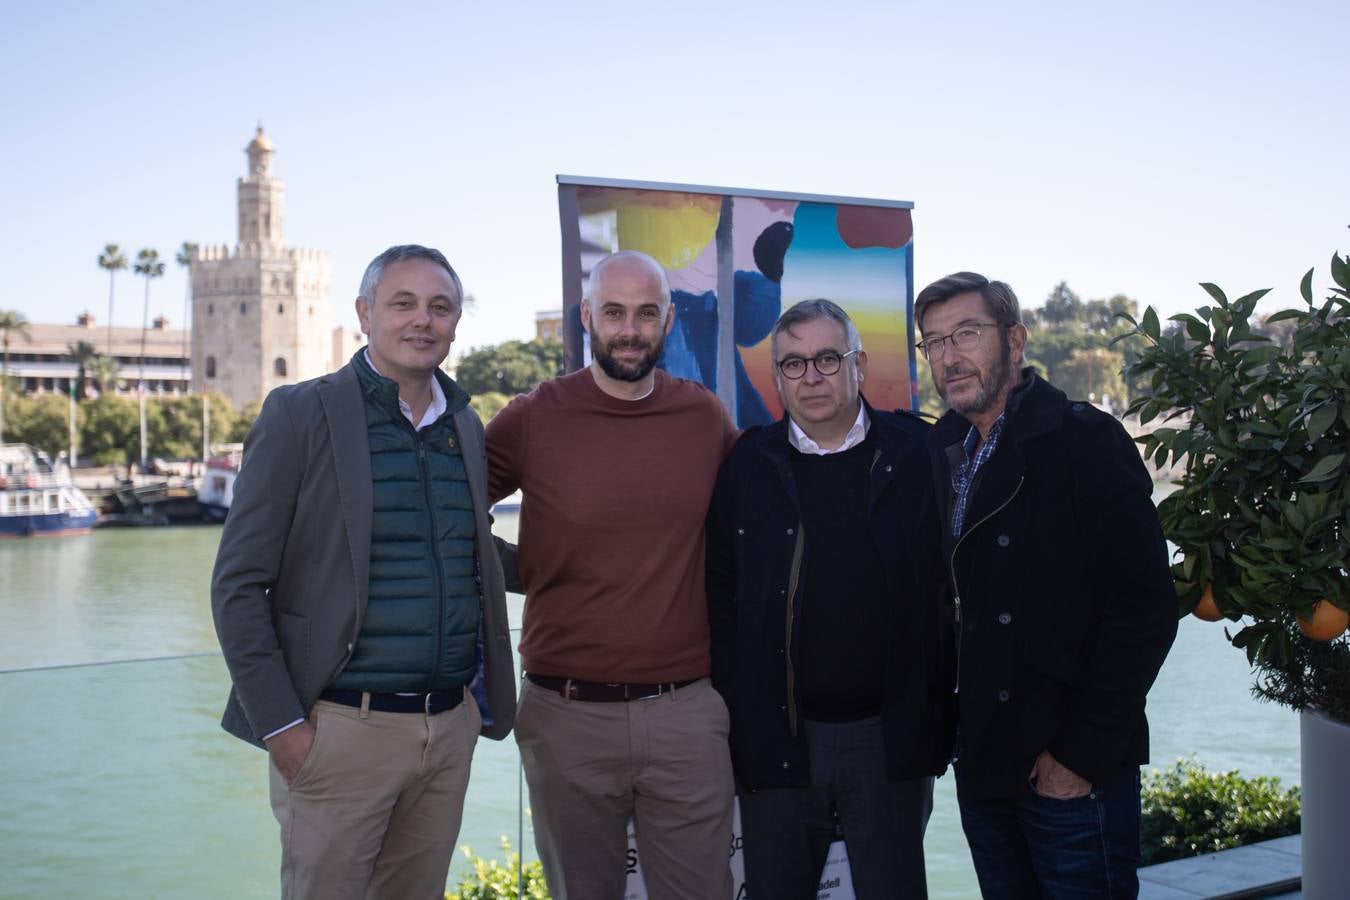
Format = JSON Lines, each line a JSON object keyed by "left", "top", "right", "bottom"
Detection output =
{"left": 0, "top": 309, "right": 32, "bottom": 444}
{"left": 0, "top": 309, "right": 30, "bottom": 374}
{"left": 176, "top": 242, "right": 198, "bottom": 391}
{"left": 67, "top": 340, "right": 99, "bottom": 401}
{"left": 87, "top": 354, "right": 122, "bottom": 396}
{"left": 134, "top": 249, "right": 166, "bottom": 470}
{"left": 98, "top": 244, "right": 128, "bottom": 358}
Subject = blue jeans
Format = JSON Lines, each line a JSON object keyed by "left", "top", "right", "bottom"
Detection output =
{"left": 956, "top": 765, "right": 1142, "bottom": 899}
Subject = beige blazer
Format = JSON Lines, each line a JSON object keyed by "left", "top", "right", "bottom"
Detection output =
{"left": 211, "top": 363, "right": 516, "bottom": 747}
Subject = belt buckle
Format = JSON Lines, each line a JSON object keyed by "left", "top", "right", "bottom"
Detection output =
{"left": 634, "top": 683, "right": 666, "bottom": 702}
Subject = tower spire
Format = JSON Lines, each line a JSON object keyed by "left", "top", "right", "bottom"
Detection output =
{"left": 239, "top": 125, "right": 283, "bottom": 244}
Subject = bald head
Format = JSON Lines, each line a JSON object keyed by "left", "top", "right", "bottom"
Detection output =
{"left": 586, "top": 250, "right": 671, "bottom": 312}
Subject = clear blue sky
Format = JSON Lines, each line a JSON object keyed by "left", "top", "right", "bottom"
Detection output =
{"left": 3, "top": 0, "right": 1347, "bottom": 354}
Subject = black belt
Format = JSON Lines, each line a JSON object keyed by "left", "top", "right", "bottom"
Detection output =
{"left": 526, "top": 673, "right": 698, "bottom": 702}
{"left": 320, "top": 688, "right": 464, "bottom": 715}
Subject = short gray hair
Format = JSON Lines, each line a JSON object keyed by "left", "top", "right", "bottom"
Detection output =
{"left": 771, "top": 298, "right": 862, "bottom": 358}
{"left": 358, "top": 245, "right": 463, "bottom": 308}
{"left": 586, "top": 250, "right": 671, "bottom": 307}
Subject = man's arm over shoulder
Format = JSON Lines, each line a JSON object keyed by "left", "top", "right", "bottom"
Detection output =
{"left": 484, "top": 390, "right": 530, "bottom": 505}
{"left": 484, "top": 391, "right": 533, "bottom": 592}
{"left": 1049, "top": 412, "right": 1178, "bottom": 785}
{"left": 211, "top": 387, "right": 308, "bottom": 740}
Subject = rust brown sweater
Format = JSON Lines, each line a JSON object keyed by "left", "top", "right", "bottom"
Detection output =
{"left": 486, "top": 367, "right": 737, "bottom": 683}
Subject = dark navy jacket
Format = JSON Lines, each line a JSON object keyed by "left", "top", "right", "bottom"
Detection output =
{"left": 930, "top": 372, "right": 1177, "bottom": 800}
{"left": 707, "top": 401, "right": 954, "bottom": 791}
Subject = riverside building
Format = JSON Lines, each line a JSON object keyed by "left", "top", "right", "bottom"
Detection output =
{"left": 2, "top": 313, "right": 188, "bottom": 396}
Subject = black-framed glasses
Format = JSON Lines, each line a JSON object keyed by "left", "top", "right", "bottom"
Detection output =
{"left": 776, "top": 349, "right": 859, "bottom": 380}
{"left": 915, "top": 323, "right": 1001, "bottom": 360}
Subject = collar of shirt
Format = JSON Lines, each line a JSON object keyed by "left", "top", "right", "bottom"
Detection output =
{"left": 363, "top": 349, "right": 446, "bottom": 430}
{"left": 788, "top": 403, "right": 869, "bottom": 455}
{"left": 960, "top": 413, "right": 1005, "bottom": 468}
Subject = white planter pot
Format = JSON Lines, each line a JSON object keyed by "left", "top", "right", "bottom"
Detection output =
{"left": 1300, "top": 708, "right": 1350, "bottom": 898}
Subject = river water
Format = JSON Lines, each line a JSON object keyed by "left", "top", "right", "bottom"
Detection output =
{"left": 0, "top": 505, "right": 1299, "bottom": 899}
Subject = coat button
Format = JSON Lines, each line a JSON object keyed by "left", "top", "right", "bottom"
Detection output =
{"left": 1073, "top": 402, "right": 1085, "bottom": 411}
{"left": 998, "top": 612, "right": 1012, "bottom": 625}
{"left": 997, "top": 689, "right": 1010, "bottom": 702}
{"left": 884, "top": 464, "right": 893, "bottom": 472}
{"left": 782, "top": 761, "right": 790, "bottom": 769}
{"left": 736, "top": 528, "right": 744, "bottom": 535}
{"left": 996, "top": 534, "right": 1011, "bottom": 547}
{"left": 786, "top": 528, "right": 794, "bottom": 535}
{"left": 347, "top": 642, "right": 354, "bottom": 652}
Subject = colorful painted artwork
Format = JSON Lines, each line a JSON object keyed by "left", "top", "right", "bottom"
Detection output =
{"left": 558, "top": 177, "right": 916, "bottom": 426}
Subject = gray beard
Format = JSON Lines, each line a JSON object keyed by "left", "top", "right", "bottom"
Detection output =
{"left": 939, "top": 337, "right": 1016, "bottom": 417}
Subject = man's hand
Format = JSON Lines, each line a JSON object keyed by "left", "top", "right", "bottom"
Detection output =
{"left": 1028, "top": 750, "right": 1091, "bottom": 799}
{"left": 265, "top": 721, "right": 317, "bottom": 786}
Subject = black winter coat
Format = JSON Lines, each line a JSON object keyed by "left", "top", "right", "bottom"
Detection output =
{"left": 930, "top": 373, "right": 1177, "bottom": 800}
{"left": 707, "top": 403, "right": 954, "bottom": 791}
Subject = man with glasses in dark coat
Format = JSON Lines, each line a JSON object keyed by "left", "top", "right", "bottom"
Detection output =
{"left": 915, "top": 271, "right": 1176, "bottom": 897}
{"left": 708, "top": 299, "right": 951, "bottom": 899}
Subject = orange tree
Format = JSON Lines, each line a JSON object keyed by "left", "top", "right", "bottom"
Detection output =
{"left": 1119, "top": 248, "right": 1349, "bottom": 723}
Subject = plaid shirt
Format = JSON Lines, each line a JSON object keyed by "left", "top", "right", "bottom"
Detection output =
{"left": 951, "top": 414, "right": 1006, "bottom": 537}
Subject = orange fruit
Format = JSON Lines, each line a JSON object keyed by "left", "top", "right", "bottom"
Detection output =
{"left": 1193, "top": 585, "right": 1224, "bottom": 622}
{"left": 1296, "top": 600, "right": 1350, "bottom": 641}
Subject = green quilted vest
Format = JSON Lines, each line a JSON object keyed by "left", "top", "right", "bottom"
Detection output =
{"left": 330, "top": 352, "right": 481, "bottom": 692}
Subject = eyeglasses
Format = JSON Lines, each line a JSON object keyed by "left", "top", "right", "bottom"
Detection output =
{"left": 915, "top": 323, "right": 1001, "bottom": 360}
{"left": 776, "top": 349, "right": 859, "bottom": 380}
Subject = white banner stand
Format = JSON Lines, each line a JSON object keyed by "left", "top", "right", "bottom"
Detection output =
{"left": 623, "top": 800, "right": 855, "bottom": 899}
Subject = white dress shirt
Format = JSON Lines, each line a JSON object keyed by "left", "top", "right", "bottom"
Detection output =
{"left": 364, "top": 349, "right": 447, "bottom": 430}
{"left": 788, "top": 403, "right": 870, "bottom": 455}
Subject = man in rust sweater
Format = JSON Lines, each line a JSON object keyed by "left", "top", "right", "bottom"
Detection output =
{"left": 486, "top": 250, "right": 739, "bottom": 900}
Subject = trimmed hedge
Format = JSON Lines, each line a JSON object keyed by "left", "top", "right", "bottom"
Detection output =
{"left": 1141, "top": 760, "right": 1300, "bottom": 864}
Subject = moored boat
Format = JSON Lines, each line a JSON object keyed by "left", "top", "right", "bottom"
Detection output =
{"left": 197, "top": 445, "right": 241, "bottom": 523}
{"left": 0, "top": 444, "right": 100, "bottom": 538}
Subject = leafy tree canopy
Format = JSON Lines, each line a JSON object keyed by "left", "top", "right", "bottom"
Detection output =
{"left": 455, "top": 339, "right": 562, "bottom": 397}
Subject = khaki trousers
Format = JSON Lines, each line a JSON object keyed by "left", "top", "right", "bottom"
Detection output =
{"left": 268, "top": 694, "right": 480, "bottom": 900}
{"left": 516, "top": 676, "right": 735, "bottom": 900}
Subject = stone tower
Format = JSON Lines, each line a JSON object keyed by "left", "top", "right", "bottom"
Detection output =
{"left": 190, "top": 126, "right": 332, "bottom": 409}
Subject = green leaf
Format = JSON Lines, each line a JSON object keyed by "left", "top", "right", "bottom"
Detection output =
{"left": 1297, "top": 453, "right": 1345, "bottom": 484}
{"left": 1171, "top": 313, "right": 1211, "bottom": 342}
{"left": 1234, "top": 288, "right": 1272, "bottom": 313}
{"left": 1332, "top": 253, "right": 1350, "bottom": 292}
{"left": 1141, "top": 307, "right": 1161, "bottom": 341}
{"left": 1300, "top": 268, "right": 1315, "bottom": 305}
{"left": 1306, "top": 403, "right": 1338, "bottom": 443}
{"left": 1265, "top": 308, "right": 1304, "bottom": 324}
{"left": 1200, "top": 283, "right": 1229, "bottom": 307}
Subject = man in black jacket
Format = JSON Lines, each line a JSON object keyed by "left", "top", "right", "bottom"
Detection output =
{"left": 708, "top": 299, "right": 951, "bottom": 899}
{"left": 915, "top": 272, "right": 1177, "bottom": 898}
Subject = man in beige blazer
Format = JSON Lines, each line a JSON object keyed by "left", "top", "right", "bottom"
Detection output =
{"left": 212, "top": 244, "right": 516, "bottom": 900}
